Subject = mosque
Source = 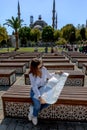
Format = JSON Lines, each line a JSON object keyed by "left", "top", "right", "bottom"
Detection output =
{"left": 17, "top": 0, "right": 58, "bottom": 30}
{"left": 17, "top": 0, "right": 87, "bottom": 31}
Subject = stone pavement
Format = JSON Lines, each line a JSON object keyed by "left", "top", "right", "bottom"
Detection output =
{"left": 0, "top": 65, "right": 87, "bottom": 129}
{"left": 1, "top": 117, "right": 87, "bottom": 130}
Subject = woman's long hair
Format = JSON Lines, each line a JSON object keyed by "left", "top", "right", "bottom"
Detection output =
{"left": 29, "top": 58, "right": 42, "bottom": 77}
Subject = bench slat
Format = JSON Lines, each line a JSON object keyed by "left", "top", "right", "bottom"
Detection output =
{"left": 2, "top": 85, "right": 87, "bottom": 106}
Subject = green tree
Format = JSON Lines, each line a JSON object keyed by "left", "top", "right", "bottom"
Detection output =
{"left": 4, "top": 16, "right": 23, "bottom": 50}
{"left": 19, "top": 26, "right": 31, "bottom": 47}
{"left": 85, "top": 29, "right": 87, "bottom": 40}
{"left": 55, "top": 38, "right": 67, "bottom": 45}
{"left": 76, "top": 29, "right": 82, "bottom": 41}
{"left": 54, "top": 30, "right": 60, "bottom": 41}
{"left": 42, "top": 26, "right": 54, "bottom": 43}
{"left": 80, "top": 27, "right": 86, "bottom": 40}
{"left": 0, "top": 26, "right": 8, "bottom": 44}
{"left": 30, "top": 28, "right": 41, "bottom": 43}
{"left": 61, "top": 24, "right": 76, "bottom": 44}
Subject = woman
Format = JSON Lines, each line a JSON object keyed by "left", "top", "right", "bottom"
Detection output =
{"left": 28, "top": 58, "right": 62, "bottom": 125}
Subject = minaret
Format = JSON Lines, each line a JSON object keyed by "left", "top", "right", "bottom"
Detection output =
{"left": 30, "top": 16, "right": 34, "bottom": 24}
{"left": 30, "top": 15, "right": 34, "bottom": 28}
{"left": 86, "top": 20, "right": 87, "bottom": 28}
{"left": 52, "top": 0, "right": 56, "bottom": 29}
{"left": 17, "top": 1, "right": 21, "bottom": 21}
{"left": 55, "top": 13, "right": 57, "bottom": 29}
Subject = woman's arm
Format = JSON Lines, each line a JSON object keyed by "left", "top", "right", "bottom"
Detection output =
{"left": 44, "top": 67, "right": 63, "bottom": 79}
{"left": 29, "top": 74, "right": 41, "bottom": 99}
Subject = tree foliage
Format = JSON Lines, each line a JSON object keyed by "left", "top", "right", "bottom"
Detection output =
{"left": 61, "top": 24, "right": 76, "bottom": 43}
{"left": 4, "top": 16, "right": 23, "bottom": 50}
{"left": 19, "top": 26, "right": 31, "bottom": 46}
{"left": 54, "top": 30, "right": 60, "bottom": 41}
{"left": 80, "top": 27, "right": 86, "bottom": 40}
{"left": 55, "top": 38, "right": 67, "bottom": 45}
{"left": 30, "top": 28, "right": 41, "bottom": 42}
{"left": 42, "top": 26, "right": 54, "bottom": 42}
{"left": 0, "top": 26, "right": 8, "bottom": 43}
{"left": 75, "top": 29, "right": 82, "bottom": 41}
{"left": 4, "top": 16, "right": 23, "bottom": 31}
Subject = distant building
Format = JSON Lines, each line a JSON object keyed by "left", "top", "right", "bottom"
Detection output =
{"left": 9, "top": 35, "right": 16, "bottom": 47}
{"left": 30, "top": 15, "right": 34, "bottom": 27}
{"left": 30, "top": 15, "right": 47, "bottom": 30}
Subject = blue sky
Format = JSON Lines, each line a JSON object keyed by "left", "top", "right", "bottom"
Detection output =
{"left": 0, "top": 0, "right": 87, "bottom": 34}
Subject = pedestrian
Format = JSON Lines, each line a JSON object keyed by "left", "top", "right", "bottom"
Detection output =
{"left": 51, "top": 46, "right": 54, "bottom": 53}
{"left": 45, "top": 46, "right": 48, "bottom": 53}
{"left": 54, "top": 46, "right": 58, "bottom": 55}
{"left": 28, "top": 58, "right": 62, "bottom": 125}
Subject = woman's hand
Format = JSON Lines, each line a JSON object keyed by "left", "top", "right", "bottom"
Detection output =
{"left": 39, "top": 97, "right": 46, "bottom": 104}
{"left": 55, "top": 71, "right": 63, "bottom": 75}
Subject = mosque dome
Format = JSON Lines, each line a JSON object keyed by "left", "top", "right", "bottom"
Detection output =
{"left": 32, "top": 15, "right": 48, "bottom": 29}
{"left": 33, "top": 25, "right": 42, "bottom": 31}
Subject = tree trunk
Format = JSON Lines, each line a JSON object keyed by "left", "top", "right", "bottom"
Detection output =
{"left": 15, "top": 32, "right": 19, "bottom": 51}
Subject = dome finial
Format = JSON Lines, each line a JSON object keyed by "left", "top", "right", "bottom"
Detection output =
{"left": 38, "top": 15, "right": 42, "bottom": 20}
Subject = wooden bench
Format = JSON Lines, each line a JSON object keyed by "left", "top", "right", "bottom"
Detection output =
{"left": 43, "top": 63, "right": 74, "bottom": 70}
{"left": 0, "top": 69, "right": 16, "bottom": 86}
{"left": 69, "top": 55, "right": 87, "bottom": 62}
{"left": 63, "top": 70, "right": 84, "bottom": 86}
{"left": 2, "top": 85, "right": 87, "bottom": 121}
{"left": 0, "top": 63, "right": 26, "bottom": 74}
{"left": 82, "top": 63, "right": 87, "bottom": 75}
{"left": 42, "top": 59, "right": 70, "bottom": 63}
{"left": 24, "top": 70, "right": 84, "bottom": 86}
{"left": 19, "top": 52, "right": 41, "bottom": 56}
{"left": 63, "top": 51, "right": 86, "bottom": 58}
{"left": 0, "top": 59, "right": 31, "bottom": 68}
{"left": 42, "top": 55, "right": 66, "bottom": 59}
{"left": 0, "top": 55, "right": 11, "bottom": 59}
{"left": 76, "top": 59, "right": 87, "bottom": 68}
{"left": 0, "top": 52, "right": 22, "bottom": 59}
{"left": 14, "top": 55, "right": 38, "bottom": 59}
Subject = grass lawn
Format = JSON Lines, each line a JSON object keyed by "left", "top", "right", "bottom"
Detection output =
{"left": 0, "top": 47, "right": 52, "bottom": 53}
{"left": 0, "top": 48, "right": 14, "bottom": 52}
{"left": 18, "top": 47, "right": 45, "bottom": 52}
{"left": 0, "top": 47, "right": 64, "bottom": 53}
